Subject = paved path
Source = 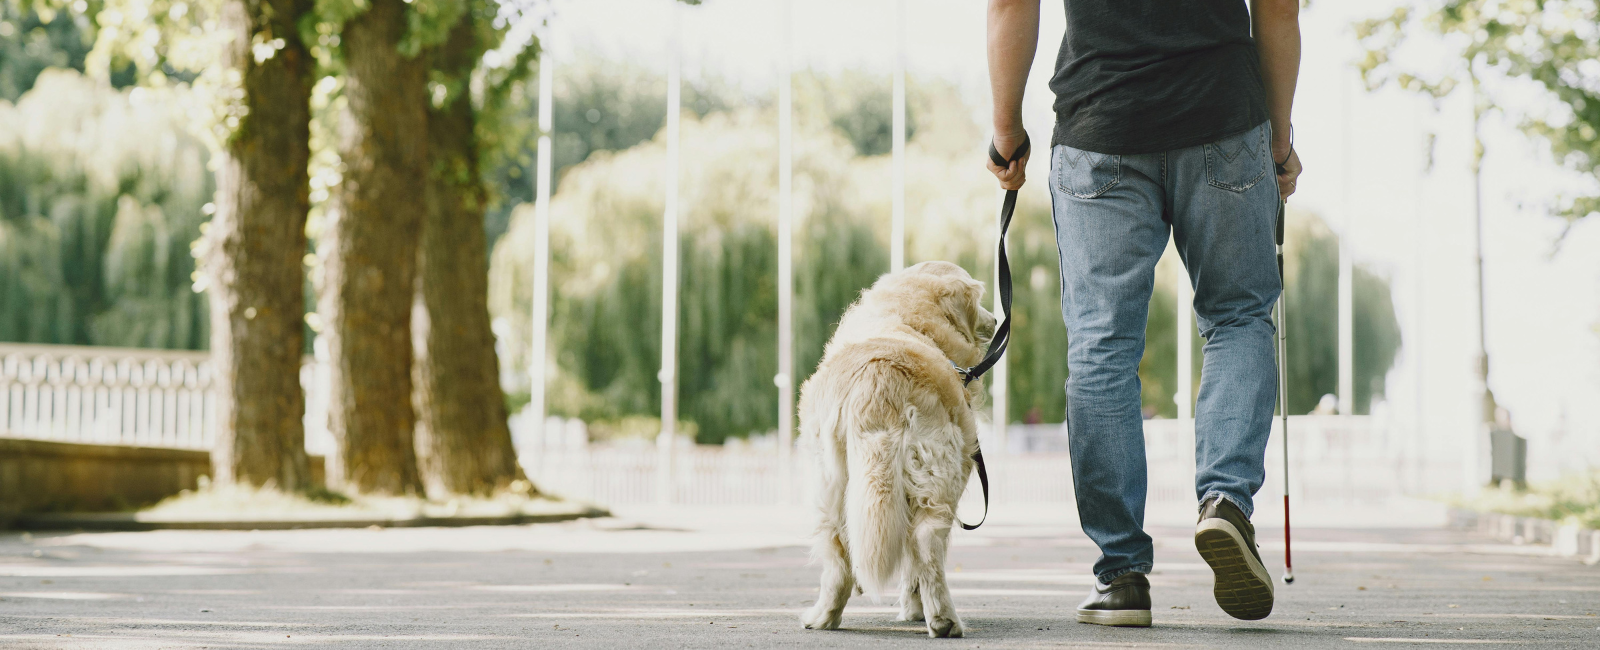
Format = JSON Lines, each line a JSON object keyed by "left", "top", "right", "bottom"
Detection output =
{"left": 2, "top": 503, "right": 1598, "bottom": 648}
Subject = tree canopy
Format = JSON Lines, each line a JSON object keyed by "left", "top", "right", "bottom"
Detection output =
{"left": 1358, "top": 0, "right": 1600, "bottom": 237}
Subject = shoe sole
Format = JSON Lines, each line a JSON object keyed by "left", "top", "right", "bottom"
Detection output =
{"left": 1195, "top": 518, "right": 1275, "bottom": 620}
{"left": 1076, "top": 608, "right": 1152, "bottom": 627}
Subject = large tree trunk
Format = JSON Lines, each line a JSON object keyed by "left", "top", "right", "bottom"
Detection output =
{"left": 412, "top": 15, "right": 529, "bottom": 498}
{"left": 206, "top": 0, "right": 313, "bottom": 491}
{"left": 319, "top": 0, "right": 429, "bottom": 495}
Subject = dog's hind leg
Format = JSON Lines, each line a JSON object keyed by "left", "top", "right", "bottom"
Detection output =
{"left": 802, "top": 431, "right": 853, "bottom": 631}
{"left": 895, "top": 573, "right": 924, "bottom": 622}
{"left": 907, "top": 515, "right": 963, "bottom": 638}
{"left": 801, "top": 525, "right": 854, "bottom": 630}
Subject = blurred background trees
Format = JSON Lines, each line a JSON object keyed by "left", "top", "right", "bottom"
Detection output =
{"left": 487, "top": 64, "right": 1406, "bottom": 442}
{"left": 0, "top": 70, "right": 211, "bottom": 349}
{"left": 1, "top": 2, "right": 1406, "bottom": 458}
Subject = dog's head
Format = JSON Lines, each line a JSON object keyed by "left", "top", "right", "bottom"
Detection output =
{"left": 868, "top": 261, "right": 997, "bottom": 369}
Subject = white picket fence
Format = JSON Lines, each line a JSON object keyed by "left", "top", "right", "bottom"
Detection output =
{"left": 0, "top": 343, "right": 219, "bottom": 449}
{"left": 515, "top": 414, "right": 1461, "bottom": 507}
{"left": 0, "top": 343, "right": 332, "bottom": 453}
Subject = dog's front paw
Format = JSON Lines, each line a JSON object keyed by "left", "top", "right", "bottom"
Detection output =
{"left": 800, "top": 603, "right": 842, "bottom": 631}
{"left": 926, "top": 614, "right": 964, "bottom": 638}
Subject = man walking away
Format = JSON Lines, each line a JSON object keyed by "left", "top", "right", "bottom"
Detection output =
{"left": 985, "top": 0, "right": 1304, "bottom": 626}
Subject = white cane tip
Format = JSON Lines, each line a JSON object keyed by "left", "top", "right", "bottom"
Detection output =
{"left": 1282, "top": 572, "right": 1295, "bottom": 584}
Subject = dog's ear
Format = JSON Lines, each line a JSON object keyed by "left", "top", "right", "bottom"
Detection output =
{"left": 941, "top": 276, "right": 987, "bottom": 345}
{"left": 970, "top": 280, "right": 996, "bottom": 343}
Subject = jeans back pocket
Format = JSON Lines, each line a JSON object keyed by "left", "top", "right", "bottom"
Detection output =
{"left": 1203, "top": 124, "right": 1269, "bottom": 193}
{"left": 1055, "top": 146, "right": 1121, "bottom": 199}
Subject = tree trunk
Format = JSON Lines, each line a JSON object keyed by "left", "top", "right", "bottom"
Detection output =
{"left": 412, "top": 15, "right": 529, "bottom": 498}
{"left": 206, "top": 0, "right": 313, "bottom": 491}
{"left": 319, "top": 0, "right": 429, "bottom": 495}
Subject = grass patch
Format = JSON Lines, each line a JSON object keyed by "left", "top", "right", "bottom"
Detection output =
{"left": 1459, "top": 470, "right": 1600, "bottom": 528}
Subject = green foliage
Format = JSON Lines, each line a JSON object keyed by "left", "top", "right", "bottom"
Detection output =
{"left": 1137, "top": 271, "right": 1198, "bottom": 420}
{"left": 0, "top": 70, "right": 211, "bottom": 348}
{"left": 1464, "top": 470, "right": 1600, "bottom": 528}
{"left": 0, "top": 2, "right": 95, "bottom": 101}
{"left": 985, "top": 199, "right": 1071, "bottom": 424}
{"left": 1358, "top": 0, "right": 1600, "bottom": 234}
{"left": 483, "top": 55, "right": 735, "bottom": 247}
{"left": 797, "top": 70, "right": 918, "bottom": 157}
{"left": 489, "top": 108, "right": 886, "bottom": 443}
{"left": 1280, "top": 210, "right": 1403, "bottom": 415}
{"left": 484, "top": 69, "right": 951, "bottom": 441}
{"left": 488, "top": 65, "right": 1408, "bottom": 441}
{"left": 84, "top": 0, "right": 220, "bottom": 85}
{"left": 482, "top": 61, "right": 930, "bottom": 249}
{"left": 1136, "top": 210, "right": 1403, "bottom": 418}
{"left": 992, "top": 207, "right": 1403, "bottom": 422}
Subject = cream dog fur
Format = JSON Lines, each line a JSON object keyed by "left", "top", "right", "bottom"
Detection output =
{"left": 798, "top": 261, "right": 997, "bottom": 638}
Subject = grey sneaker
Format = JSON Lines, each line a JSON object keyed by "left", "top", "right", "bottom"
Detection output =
{"left": 1195, "top": 496, "right": 1275, "bottom": 620}
{"left": 1075, "top": 572, "right": 1152, "bottom": 627}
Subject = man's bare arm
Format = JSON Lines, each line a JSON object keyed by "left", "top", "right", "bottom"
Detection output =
{"left": 987, "top": 0, "right": 1040, "bottom": 190}
{"left": 1252, "top": 0, "right": 1302, "bottom": 200}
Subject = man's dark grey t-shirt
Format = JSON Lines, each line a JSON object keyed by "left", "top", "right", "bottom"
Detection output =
{"left": 1048, "top": 0, "right": 1269, "bottom": 155}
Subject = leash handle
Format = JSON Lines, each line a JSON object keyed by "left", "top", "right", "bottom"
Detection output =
{"left": 957, "top": 134, "right": 1028, "bottom": 531}
{"left": 960, "top": 135, "right": 1029, "bottom": 384}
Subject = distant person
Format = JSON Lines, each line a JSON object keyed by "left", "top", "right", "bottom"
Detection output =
{"left": 986, "top": 0, "right": 1304, "bottom": 626}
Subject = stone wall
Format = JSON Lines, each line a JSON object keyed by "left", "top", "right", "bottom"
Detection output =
{"left": 0, "top": 439, "right": 323, "bottom": 523}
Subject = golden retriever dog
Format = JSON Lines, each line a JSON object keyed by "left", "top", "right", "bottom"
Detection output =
{"left": 798, "top": 261, "right": 996, "bottom": 638}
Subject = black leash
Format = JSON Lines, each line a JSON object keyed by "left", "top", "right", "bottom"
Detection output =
{"left": 955, "top": 134, "right": 1029, "bottom": 531}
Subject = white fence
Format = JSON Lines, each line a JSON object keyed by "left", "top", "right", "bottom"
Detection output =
{"left": 0, "top": 343, "right": 330, "bottom": 453}
{"left": 517, "top": 415, "right": 1462, "bottom": 508}
{"left": 1, "top": 343, "right": 218, "bottom": 449}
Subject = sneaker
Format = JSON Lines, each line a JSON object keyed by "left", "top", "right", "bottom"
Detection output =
{"left": 1075, "top": 572, "right": 1152, "bottom": 627}
{"left": 1195, "top": 496, "right": 1275, "bottom": 620}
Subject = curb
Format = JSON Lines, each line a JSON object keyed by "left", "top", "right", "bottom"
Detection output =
{"left": 1448, "top": 508, "right": 1600, "bottom": 565}
{"left": 8, "top": 506, "right": 611, "bottom": 532}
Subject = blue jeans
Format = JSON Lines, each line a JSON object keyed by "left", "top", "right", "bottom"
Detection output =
{"left": 1048, "top": 121, "right": 1281, "bottom": 583}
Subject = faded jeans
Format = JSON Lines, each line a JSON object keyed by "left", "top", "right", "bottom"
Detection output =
{"left": 1048, "top": 121, "right": 1281, "bottom": 583}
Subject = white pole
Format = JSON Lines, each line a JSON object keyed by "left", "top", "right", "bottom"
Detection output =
{"left": 992, "top": 188, "right": 1008, "bottom": 452}
{"left": 890, "top": 0, "right": 907, "bottom": 272}
{"left": 657, "top": 2, "right": 682, "bottom": 505}
{"left": 776, "top": 0, "right": 795, "bottom": 504}
{"left": 529, "top": 45, "right": 554, "bottom": 482}
{"left": 1176, "top": 278, "right": 1193, "bottom": 421}
{"left": 1410, "top": 106, "right": 1427, "bottom": 494}
{"left": 1337, "top": 74, "right": 1355, "bottom": 416}
{"left": 1469, "top": 71, "right": 1494, "bottom": 490}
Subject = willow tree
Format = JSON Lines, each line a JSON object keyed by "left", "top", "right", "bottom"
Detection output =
{"left": 410, "top": 0, "right": 533, "bottom": 497}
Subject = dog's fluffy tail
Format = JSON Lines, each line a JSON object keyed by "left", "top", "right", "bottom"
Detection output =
{"left": 844, "top": 405, "right": 914, "bottom": 601}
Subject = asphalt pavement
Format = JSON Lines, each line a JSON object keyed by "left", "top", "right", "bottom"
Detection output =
{"left": 2, "top": 501, "right": 1598, "bottom": 648}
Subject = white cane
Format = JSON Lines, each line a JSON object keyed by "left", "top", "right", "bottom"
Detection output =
{"left": 1275, "top": 170, "right": 1294, "bottom": 585}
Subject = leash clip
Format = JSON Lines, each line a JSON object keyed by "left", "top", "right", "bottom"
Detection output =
{"left": 951, "top": 360, "right": 975, "bottom": 386}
